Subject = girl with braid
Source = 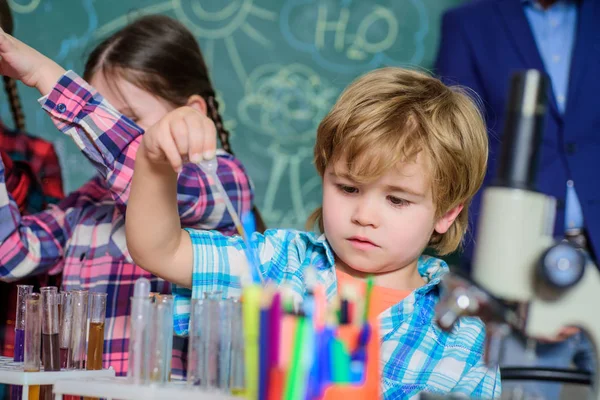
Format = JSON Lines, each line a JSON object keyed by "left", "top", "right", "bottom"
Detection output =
{"left": 0, "top": 0, "right": 64, "bottom": 380}
{"left": 0, "top": 14, "right": 260, "bottom": 377}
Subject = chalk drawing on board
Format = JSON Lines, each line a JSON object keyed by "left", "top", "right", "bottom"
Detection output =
{"left": 280, "top": 0, "right": 429, "bottom": 74}
{"left": 238, "top": 63, "right": 338, "bottom": 227}
{"left": 172, "top": 0, "right": 276, "bottom": 82}
{"left": 8, "top": 0, "right": 40, "bottom": 14}
{"left": 95, "top": 0, "right": 276, "bottom": 84}
{"left": 54, "top": 0, "right": 98, "bottom": 64}
{"left": 94, "top": 2, "right": 174, "bottom": 39}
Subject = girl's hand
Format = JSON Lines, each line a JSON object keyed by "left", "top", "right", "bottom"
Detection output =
{"left": 0, "top": 28, "right": 65, "bottom": 95}
{"left": 140, "top": 106, "right": 217, "bottom": 173}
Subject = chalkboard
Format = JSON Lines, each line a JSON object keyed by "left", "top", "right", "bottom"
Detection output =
{"left": 4, "top": 0, "right": 465, "bottom": 229}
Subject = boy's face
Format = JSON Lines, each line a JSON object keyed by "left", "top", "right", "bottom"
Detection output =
{"left": 322, "top": 154, "right": 460, "bottom": 280}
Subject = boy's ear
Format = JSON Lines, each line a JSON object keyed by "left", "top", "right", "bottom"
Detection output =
{"left": 434, "top": 204, "right": 464, "bottom": 234}
{"left": 186, "top": 94, "right": 207, "bottom": 115}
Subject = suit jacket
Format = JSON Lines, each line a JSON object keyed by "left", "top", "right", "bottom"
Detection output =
{"left": 435, "top": 0, "right": 600, "bottom": 266}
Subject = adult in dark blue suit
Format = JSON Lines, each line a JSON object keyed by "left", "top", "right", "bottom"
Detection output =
{"left": 435, "top": 0, "right": 597, "bottom": 399}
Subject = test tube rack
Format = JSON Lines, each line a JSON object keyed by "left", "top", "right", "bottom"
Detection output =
{"left": 52, "top": 376, "right": 245, "bottom": 400}
{"left": 0, "top": 356, "right": 115, "bottom": 400}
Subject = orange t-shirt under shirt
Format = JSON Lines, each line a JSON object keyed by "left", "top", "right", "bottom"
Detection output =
{"left": 335, "top": 268, "right": 411, "bottom": 320}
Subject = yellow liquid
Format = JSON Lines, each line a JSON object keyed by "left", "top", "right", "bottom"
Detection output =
{"left": 86, "top": 322, "right": 105, "bottom": 370}
{"left": 231, "top": 388, "right": 246, "bottom": 396}
{"left": 28, "top": 385, "right": 40, "bottom": 400}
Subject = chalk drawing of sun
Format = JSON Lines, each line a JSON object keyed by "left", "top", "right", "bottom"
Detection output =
{"left": 94, "top": 0, "right": 276, "bottom": 83}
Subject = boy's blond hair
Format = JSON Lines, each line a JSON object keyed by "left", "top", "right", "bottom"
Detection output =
{"left": 308, "top": 67, "right": 488, "bottom": 255}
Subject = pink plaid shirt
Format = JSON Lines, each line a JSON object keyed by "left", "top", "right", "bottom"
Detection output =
{"left": 0, "top": 71, "right": 254, "bottom": 377}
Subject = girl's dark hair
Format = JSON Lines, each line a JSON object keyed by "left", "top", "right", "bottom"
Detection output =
{"left": 84, "top": 15, "right": 266, "bottom": 231}
{"left": 0, "top": 0, "right": 26, "bottom": 131}
{"left": 83, "top": 15, "right": 233, "bottom": 153}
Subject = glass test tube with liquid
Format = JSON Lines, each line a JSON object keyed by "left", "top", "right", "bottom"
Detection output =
{"left": 40, "top": 290, "right": 60, "bottom": 400}
{"left": 24, "top": 293, "right": 42, "bottom": 400}
{"left": 59, "top": 291, "right": 73, "bottom": 369}
{"left": 69, "top": 290, "right": 88, "bottom": 369}
{"left": 86, "top": 292, "right": 107, "bottom": 370}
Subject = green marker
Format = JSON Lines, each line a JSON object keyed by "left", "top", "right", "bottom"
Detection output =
{"left": 331, "top": 338, "right": 350, "bottom": 383}
{"left": 363, "top": 275, "right": 374, "bottom": 324}
{"left": 284, "top": 316, "right": 308, "bottom": 400}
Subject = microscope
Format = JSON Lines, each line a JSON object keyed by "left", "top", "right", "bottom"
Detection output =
{"left": 435, "top": 70, "right": 600, "bottom": 399}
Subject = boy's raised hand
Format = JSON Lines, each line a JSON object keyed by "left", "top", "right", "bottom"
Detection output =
{"left": 0, "top": 28, "right": 65, "bottom": 95}
{"left": 140, "top": 106, "right": 217, "bottom": 173}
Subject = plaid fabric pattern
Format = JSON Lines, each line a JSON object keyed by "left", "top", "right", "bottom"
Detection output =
{"left": 0, "top": 127, "right": 65, "bottom": 358}
{"left": 0, "top": 123, "right": 64, "bottom": 205}
{"left": 173, "top": 229, "right": 502, "bottom": 399}
{"left": 0, "top": 71, "right": 254, "bottom": 377}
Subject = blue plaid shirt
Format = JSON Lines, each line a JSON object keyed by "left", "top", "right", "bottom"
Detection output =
{"left": 173, "top": 229, "right": 501, "bottom": 399}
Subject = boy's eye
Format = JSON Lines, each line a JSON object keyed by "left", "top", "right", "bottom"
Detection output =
{"left": 337, "top": 184, "right": 358, "bottom": 194}
{"left": 388, "top": 196, "right": 410, "bottom": 207}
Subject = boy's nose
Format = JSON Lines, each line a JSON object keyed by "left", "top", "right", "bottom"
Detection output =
{"left": 351, "top": 199, "right": 379, "bottom": 228}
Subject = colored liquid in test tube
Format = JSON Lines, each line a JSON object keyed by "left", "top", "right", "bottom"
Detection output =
{"left": 40, "top": 289, "right": 60, "bottom": 400}
{"left": 86, "top": 292, "right": 107, "bottom": 370}
{"left": 59, "top": 291, "right": 73, "bottom": 369}
{"left": 39, "top": 287, "right": 58, "bottom": 364}
{"left": 14, "top": 285, "right": 33, "bottom": 362}
{"left": 12, "top": 285, "right": 33, "bottom": 400}
{"left": 69, "top": 290, "right": 88, "bottom": 369}
{"left": 24, "top": 293, "right": 42, "bottom": 400}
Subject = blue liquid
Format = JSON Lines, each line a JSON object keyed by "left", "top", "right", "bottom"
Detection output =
{"left": 11, "top": 328, "right": 25, "bottom": 400}
{"left": 13, "top": 328, "right": 25, "bottom": 362}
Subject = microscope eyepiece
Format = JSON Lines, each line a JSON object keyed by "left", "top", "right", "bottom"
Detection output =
{"left": 495, "top": 70, "right": 549, "bottom": 191}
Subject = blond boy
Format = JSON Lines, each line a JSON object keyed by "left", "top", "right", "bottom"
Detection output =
{"left": 125, "top": 68, "right": 501, "bottom": 399}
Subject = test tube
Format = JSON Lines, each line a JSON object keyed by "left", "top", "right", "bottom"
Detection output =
{"left": 218, "top": 299, "right": 234, "bottom": 391}
{"left": 41, "top": 290, "right": 60, "bottom": 400}
{"left": 14, "top": 285, "right": 33, "bottom": 362}
{"left": 230, "top": 299, "right": 245, "bottom": 395}
{"left": 68, "top": 290, "right": 88, "bottom": 369}
{"left": 24, "top": 293, "right": 42, "bottom": 400}
{"left": 39, "top": 287, "right": 58, "bottom": 370}
{"left": 81, "top": 293, "right": 106, "bottom": 400}
{"left": 159, "top": 295, "right": 174, "bottom": 382}
{"left": 128, "top": 277, "right": 151, "bottom": 383}
{"left": 187, "top": 298, "right": 207, "bottom": 387}
{"left": 59, "top": 292, "right": 73, "bottom": 369}
{"left": 86, "top": 292, "right": 107, "bottom": 370}
{"left": 205, "top": 297, "right": 220, "bottom": 390}
{"left": 12, "top": 285, "right": 33, "bottom": 400}
{"left": 149, "top": 295, "right": 173, "bottom": 383}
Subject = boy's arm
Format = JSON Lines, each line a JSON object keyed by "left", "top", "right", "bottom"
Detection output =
{"left": 126, "top": 145, "right": 194, "bottom": 287}
{"left": 171, "top": 228, "right": 292, "bottom": 336}
{"left": 452, "top": 363, "right": 501, "bottom": 399}
{"left": 449, "top": 320, "right": 502, "bottom": 399}
{"left": 38, "top": 71, "right": 253, "bottom": 229}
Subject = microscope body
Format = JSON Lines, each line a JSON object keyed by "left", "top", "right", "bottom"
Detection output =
{"left": 473, "top": 185, "right": 600, "bottom": 398}
{"left": 436, "top": 70, "right": 600, "bottom": 399}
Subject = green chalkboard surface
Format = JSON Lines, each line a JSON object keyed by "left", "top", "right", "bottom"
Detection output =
{"left": 5, "top": 0, "right": 465, "bottom": 229}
